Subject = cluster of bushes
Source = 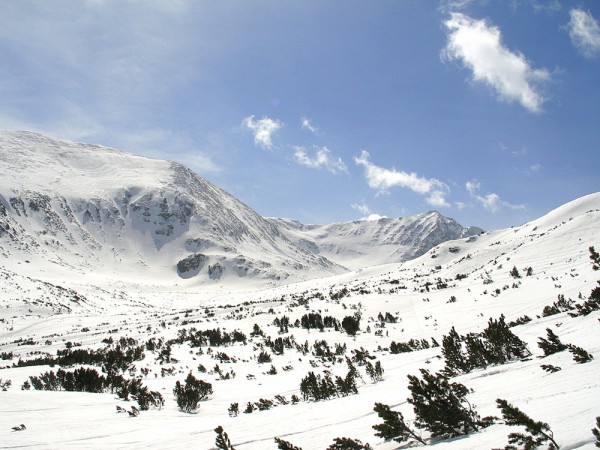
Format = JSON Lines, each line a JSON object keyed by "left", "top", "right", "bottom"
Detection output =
{"left": 311, "top": 339, "right": 346, "bottom": 362}
{"left": 265, "top": 335, "right": 295, "bottom": 355}
{"left": 542, "top": 294, "right": 575, "bottom": 317}
{"left": 27, "top": 367, "right": 106, "bottom": 393}
{"left": 543, "top": 247, "right": 600, "bottom": 318}
{"left": 376, "top": 312, "right": 397, "bottom": 323}
{"left": 300, "top": 313, "right": 339, "bottom": 331}
{"left": 273, "top": 315, "right": 291, "bottom": 333}
{"left": 538, "top": 328, "right": 593, "bottom": 363}
{"left": 25, "top": 367, "right": 164, "bottom": 411}
{"left": 236, "top": 394, "right": 300, "bottom": 415}
{"left": 329, "top": 287, "right": 349, "bottom": 300}
{"left": 389, "top": 338, "right": 438, "bottom": 354}
{"left": 441, "top": 315, "right": 531, "bottom": 374}
{"left": 300, "top": 359, "right": 362, "bottom": 401}
{"left": 16, "top": 337, "right": 145, "bottom": 371}
{"left": 171, "top": 327, "right": 247, "bottom": 347}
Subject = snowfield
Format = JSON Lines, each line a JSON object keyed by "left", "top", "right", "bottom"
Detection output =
{"left": 0, "top": 133, "right": 599, "bottom": 449}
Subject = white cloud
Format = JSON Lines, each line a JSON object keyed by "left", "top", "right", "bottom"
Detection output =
{"left": 354, "top": 150, "right": 450, "bottom": 207}
{"left": 466, "top": 179, "right": 525, "bottom": 213}
{"left": 242, "top": 115, "right": 282, "bottom": 150}
{"left": 294, "top": 146, "right": 348, "bottom": 174}
{"left": 568, "top": 9, "right": 600, "bottom": 58}
{"left": 443, "top": 13, "right": 550, "bottom": 113}
{"left": 301, "top": 117, "right": 318, "bottom": 134}
{"left": 351, "top": 203, "right": 387, "bottom": 221}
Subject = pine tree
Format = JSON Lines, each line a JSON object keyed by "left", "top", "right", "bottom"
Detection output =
{"left": 274, "top": 437, "right": 303, "bottom": 450}
{"left": 215, "top": 426, "right": 235, "bottom": 450}
{"left": 366, "top": 361, "right": 384, "bottom": 382}
{"left": 326, "top": 437, "right": 373, "bottom": 449}
{"left": 173, "top": 372, "right": 212, "bottom": 413}
{"left": 592, "top": 416, "right": 600, "bottom": 448}
{"left": 372, "top": 402, "right": 425, "bottom": 445}
{"left": 481, "top": 315, "right": 531, "bottom": 364}
{"left": 408, "top": 369, "right": 481, "bottom": 438}
{"left": 570, "top": 247, "right": 600, "bottom": 316}
{"left": 341, "top": 315, "right": 360, "bottom": 336}
{"left": 568, "top": 345, "right": 593, "bottom": 363}
{"left": 537, "top": 328, "right": 568, "bottom": 357}
{"left": 441, "top": 326, "right": 469, "bottom": 374}
{"left": 496, "top": 398, "right": 559, "bottom": 449}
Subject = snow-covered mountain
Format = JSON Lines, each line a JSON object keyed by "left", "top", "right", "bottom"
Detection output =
{"left": 0, "top": 131, "right": 479, "bottom": 288}
{"left": 0, "top": 131, "right": 344, "bottom": 286}
{"left": 271, "top": 213, "right": 483, "bottom": 270}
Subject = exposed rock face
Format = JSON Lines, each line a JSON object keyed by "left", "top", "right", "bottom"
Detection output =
{"left": 177, "top": 253, "right": 209, "bottom": 278}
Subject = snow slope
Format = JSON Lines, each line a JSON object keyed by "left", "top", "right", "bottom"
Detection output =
{"left": 0, "top": 187, "right": 599, "bottom": 449}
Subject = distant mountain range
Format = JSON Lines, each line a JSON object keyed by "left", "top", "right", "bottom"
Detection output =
{"left": 0, "top": 131, "right": 481, "bottom": 286}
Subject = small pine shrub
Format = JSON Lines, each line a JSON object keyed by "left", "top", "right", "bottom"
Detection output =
{"left": 496, "top": 398, "right": 559, "bottom": 449}
{"left": 442, "top": 316, "right": 530, "bottom": 374}
{"left": 568, "top": 345, "right": 593, "bottom": 363}
{"left": 228, "top": 402, "right": 239, "bottom": 417}
{"left": 537, "top": 328, "right": 568, "bottom": 357}
{"left": 215, "top": 426, "right": 235, "bottom": 450}
{"left": 540, "top": 364, "right": 561, "bottom": 373}
{"left": 542, "top": 295, "right": 575, "bottom": 317}
{"left": 408, "top": 369, "right": 483, "bottom": 438}
{"left": 274, "top": 437, "right": 303, "bottom": 450}
{"left": 341, "top": 315, "right": 360, "bottom": 336}
{"left": 257, "top": 350, "right": 272, "bottom": 364}
{"left": 326, "top": 437, "right": 372, "bottom": 449}
{"left": 173, "top": 372, "right": 212, "bottom": 413}
{"left": 592, "top": 416, "right": 600, "bottom": 448}
{"left": 372, "top": 402, "right": 425, "bottom": 445}
{"left": 509, "top": 266, "right": 521, "bottom": 278}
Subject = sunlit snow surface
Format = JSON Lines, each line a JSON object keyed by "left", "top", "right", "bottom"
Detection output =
{"left": 0, "top": 132, "right": 599, "bottom": 449}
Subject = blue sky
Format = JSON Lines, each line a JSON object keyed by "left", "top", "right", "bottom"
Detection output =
{"left": 1, "top": 0, "right": 599, "bottom": 230}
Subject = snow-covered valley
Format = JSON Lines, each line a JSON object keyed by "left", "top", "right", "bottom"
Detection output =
{"left": 0, "top": 132, "right": 599, "bottom": 449}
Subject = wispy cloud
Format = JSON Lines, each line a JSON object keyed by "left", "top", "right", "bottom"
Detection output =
{"left": 294, "top": 146, "right": 348, "bottom": 174}
{"left": 242, "top": 115, "right": 282, "bottom": 150}
{"left": 531, "top": 0, "right": 561, "bottom": 13}
{"left": 466, "top": 180, "right": 525, "bottom": 212}
{"left": 568, "top": 8, "right": 600, "bottom": 58}
{"left": 530, "top": 163, "right": 542, "bottom": 173}
{"left": 300, "top": 117, "right": 319, "bottom": 134}
{"left": 438, "top": 0, "right": 476, "bottom": 13}
{"left": 443, "top": 13, "right": 550, "bottom": 113}
{"left": 354, "top": 150, "right": 450, "bottom": 207}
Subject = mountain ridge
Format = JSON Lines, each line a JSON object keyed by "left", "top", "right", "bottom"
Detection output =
{"left": 0, "top": 130, "right": 481, "bottom": 287}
